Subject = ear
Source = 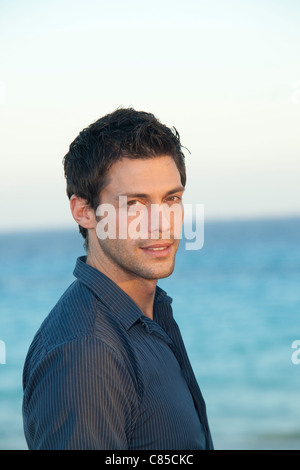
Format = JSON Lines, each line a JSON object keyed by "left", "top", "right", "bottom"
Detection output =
{"left": 70, "top": 195, "right": 96, "bottom": 230}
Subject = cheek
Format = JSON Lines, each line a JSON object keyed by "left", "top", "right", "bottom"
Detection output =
{"left": 170, "top": 204, "right": 184, "bottom": 238}
{"left": 98, "top": 237, "right": 135, "bottom": 263}
{"left": 119, "top": 207, "right": 149, "bottom": 240}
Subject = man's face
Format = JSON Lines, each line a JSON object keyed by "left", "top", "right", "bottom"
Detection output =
{"left": 94, "top": 155, "right": 184, "bottom": 281}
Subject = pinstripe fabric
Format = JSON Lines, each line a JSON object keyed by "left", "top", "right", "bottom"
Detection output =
{"left": 22, "top": 256, "right": 213, "bottom": 450}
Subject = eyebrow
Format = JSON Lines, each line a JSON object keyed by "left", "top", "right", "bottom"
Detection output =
{"left": 117, "top": 186, "right": 185, "bottom": 200}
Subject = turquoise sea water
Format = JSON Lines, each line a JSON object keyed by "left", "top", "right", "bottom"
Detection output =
{"left": 0, "top": 218, "right": 300, "bottom": 450}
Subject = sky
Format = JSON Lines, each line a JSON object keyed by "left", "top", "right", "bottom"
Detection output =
{"left": 0, "top": 0, "right": 300, "bottom": 232}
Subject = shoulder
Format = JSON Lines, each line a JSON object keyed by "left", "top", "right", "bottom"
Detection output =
{"left": 23, "top": 279, "right": 139, "bottom": 391}
{"left": 23, "top": 331, "right": 139, "bottom": 412}
{"left": 32, "top": 278, "right": 106, "bottom": 354}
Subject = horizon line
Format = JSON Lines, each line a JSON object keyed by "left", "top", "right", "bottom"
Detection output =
{"left": 1, "top": 213, "right": 300, "bottom": 236}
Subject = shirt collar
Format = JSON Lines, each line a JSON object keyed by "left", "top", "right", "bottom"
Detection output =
{"left": 73, "top": 256, "right": 172, "bottom": 331}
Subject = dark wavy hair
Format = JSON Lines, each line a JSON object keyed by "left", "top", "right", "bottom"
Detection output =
{"left": 63, "top": 107, "right": 187, "bottom": 243}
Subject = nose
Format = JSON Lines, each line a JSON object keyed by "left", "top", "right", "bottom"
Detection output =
{"left": 149, "top": 203, "right": 171, "bottom": 239}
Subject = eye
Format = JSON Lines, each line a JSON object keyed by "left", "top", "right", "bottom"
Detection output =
{"left": 127, "top": 199, "right": 146, "bottom": 209}
{"left": 165, "top": 195, "right": 182, "bottom": 204}
{"left": 127, "top": 199, "right": 142, "bottom": 206}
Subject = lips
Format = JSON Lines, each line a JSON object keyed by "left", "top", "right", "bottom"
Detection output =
{"left": 140, "top": 242, "right": 172, "bottom": 257}
{"left": 147, "top": 246, "right": 168, "bottom": 251}
{"left": 141, "top": 242, "right": 172, "bottom": 250}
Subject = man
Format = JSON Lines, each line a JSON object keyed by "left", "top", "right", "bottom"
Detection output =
{"left": 22, "top": 108, "right": 213, "bottom": 450}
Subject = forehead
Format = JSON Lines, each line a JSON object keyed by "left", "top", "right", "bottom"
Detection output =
{"left": 103, "top": 155, "right": 182, "bottom": 196}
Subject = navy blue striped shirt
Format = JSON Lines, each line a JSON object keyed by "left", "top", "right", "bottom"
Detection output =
{"left": 22, "top": 256, "right": 213, "bottom": 450}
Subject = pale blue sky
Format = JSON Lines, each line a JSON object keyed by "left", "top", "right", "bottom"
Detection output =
{"left": 1, "top": 0, "right": 300, "bottom": 231}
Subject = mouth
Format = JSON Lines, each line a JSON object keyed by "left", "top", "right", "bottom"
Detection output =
{"left": 140, "top": 242, "right": 173, "bottom": 257}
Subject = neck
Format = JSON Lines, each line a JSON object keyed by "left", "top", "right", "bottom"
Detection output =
{"left": 115, "top": 277, "right": 157, "bottom": 320}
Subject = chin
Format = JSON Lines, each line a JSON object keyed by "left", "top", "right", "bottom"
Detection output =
{"left": 144, "top": 263, "right": 176, "bottom": 280}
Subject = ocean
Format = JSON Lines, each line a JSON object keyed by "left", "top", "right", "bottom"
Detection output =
{"left": 0, "top": 217, "right": 299, "bottom": 450}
